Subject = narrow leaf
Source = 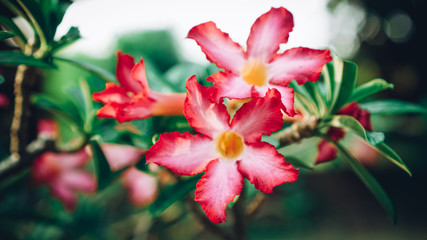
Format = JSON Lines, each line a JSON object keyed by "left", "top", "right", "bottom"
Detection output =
{"left": 0, "top": 15, "right": 27, "bottom": 45}
{"left": 54, "top": 57, "right": 115, "bottom": 82}
{"left": 0, "top": 51, "right": 54, "bottom": 68}
{"left": 89, "top": 138, "right": 113, "bottom": 191}
{"left": 303, "top": 81, "right": 327, "bottom": 117}
{"left": 329, "top": 58, "right": 357, "bottom": 113}
{"left": 351, "top": 78, "right": 394, "bottom": 102}
{"left": 278, "top": 137, "right": 321, "bottom": 169}
{"left": 149, "top": 175, "right": 200, "bottom": 217}
{"left": 0, "top": 31, "right": 16, "bottom": 40}
{"left": 361, "top": 100, "right": 427, "bottom": 115}
{"left": 366, "top": 132, "right": 385, "bottom": 146}
{"left": 328, "top": 138, "right": 396, "bottom": 223}
{"left": 52, "top": 26, "right": 81, "bottom": 53}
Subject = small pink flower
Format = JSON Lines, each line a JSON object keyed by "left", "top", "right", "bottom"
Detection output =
{"left": 316, "top": 102, "right": 373, "bottom": 164}
{"left": 32, "top": 149, "right": 96, "bottom": 211}
{"left": 121, "top": 167, "right": 158, "bottom": 207}
{"left": 92, "top": 52, "right": 186, "bottom": 123}
{"left": 146, "top": 76, "right": 298, "bottom": 223}
{"left": 100, "top": 143, "right": 158, "bottom": 207}
{"left": 0, "top": 93, "right": 9, "bottom": 108}
{"left": 187, "top": 7, "right": 332, "bottom": 116}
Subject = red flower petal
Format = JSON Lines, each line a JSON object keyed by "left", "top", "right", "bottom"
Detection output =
{"left": 246, "top": 7, "right": 294, "bottom": 62}
{"left": 195, "top": 159, "right": 243, "bottom": 223}
{"left": 267, "top": 85, "right": 295, "bottom": 117}
{"left": 187, "top": 22, "right": 246, "bottom": 74}
{"left": 92, "top": 82, "right": 132, "bottom": 105}
{"left": 231, "top": 88, "right": 284, "bottom": 143}
{"left": 51, "top": 182, "right": 77, "bottom": 211}
{"left": 116, "top": 51, "right": 144, "bottom": 94}
{"left": 338, "top": 102, "right": 373, "bottom": 131}
{"left": 101, "top": 143, "right": 146, "bottom": 172}
{"left": 316, "top": 139, "right": 338, "bottom": 164}
{"left": 238, "top": 142, "right": 298, "bottom": 193}
{"left": 130, "top": 57, "right": 150, "bottom": 94}
{"left": 268, "top": 47, "right": 332, "bottom": 86}
{"left": 184, "top": 76, "right": 230, "bottom": 138}
{"left": 146, "top": 132, "right": 217, "bottom": 175}
{"left": 113, "top": 96, "right": 156, "bottom": 123}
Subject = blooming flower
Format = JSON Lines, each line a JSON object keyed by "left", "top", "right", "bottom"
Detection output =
{"left": 100, "top": 143, "right": 158, "bottom": 207}
{"left": 146, "top": 76, "right": 298, "bottom": 223}
{"left": 187, "top": 7, "right": 332, "bottom": 116}
{"left": 32, "top": 149, "right": 96, "bottom": 211}
{"left": 92, "top": 51, "right": 186, "bottom": 123}
{"left": 316, "top": 102, "right": 373, "bottom": 163}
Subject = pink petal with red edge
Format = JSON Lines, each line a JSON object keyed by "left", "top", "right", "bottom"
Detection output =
{"left": 92, "top": 83, "right": 131, "bottom": 105}
{"left": 101, "top": 143, "right": 146, "bottom": 171}
{"left": 268, "top": 47, "right": 332, "bottom": 86}
{"left": 184, "top": 76, "right": 230, "bottom": 138}
{"left": 187, "top": 22, "right": 246, "bottom": 74}
{"left": 121, "top": 167, "right": 158, "bottom": 207}
{"left": 116, "top": 51, "right": 143, "bottom": 94}
{"left": 316, "top": 139, "right": 338, "bottom": 164}
{"left": 246, "top": 7, "right": 294, "bottom": 62}
{"left": 60, "top": 170, "right": 96, "bottom": 193}
{"left": 238, "top": 142, "right": 298, "bottom": 193}
{"left": 146, "top": 132, "right": 217, "bottom": 175}
{"left": 263, "top": 84, "right": 295, "bottom": 116}
{"left": 207, "top": 72, "right": 253, "bottom": 101}
{"left": 51, "top": 182, "right": 77, "bottom": 211}
{"left": 195, "top": 159, "right": 243, "bottom": 223}
{"left": 231, "top": 88, "right": 284, "bottom": 143}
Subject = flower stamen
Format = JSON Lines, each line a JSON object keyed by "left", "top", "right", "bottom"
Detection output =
{"left": 241, "top": 59, "right": 268, "bottom": 87}
{"left": 216, "top": 131, "right": 244, "bottom": 160}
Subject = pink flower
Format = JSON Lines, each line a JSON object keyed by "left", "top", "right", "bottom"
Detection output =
{"left": 121, "top": 167, "right": 158, "bottom": 207}
{"left": 316, "top": 102, "right": 373, "bottom": 164}
{"left": 187, "top": 7, "right": 332, "bottom": 116}
{"left": 146, "top": 76, "right": 298, "bottom": 223}
{"left": 92, "top": 51, "right": 186, "bottom": 123}
{"left": 32, "top": 149, "right": 96, "bottom": 211}
{"left": 0, "top": 93, "right": 9, "bottom": 108}
{"left": 100, "top": 143, "right": 158, "bottom": 207}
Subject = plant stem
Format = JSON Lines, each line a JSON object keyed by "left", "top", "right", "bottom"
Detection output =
{"left": 233, "top": 185, "right": 246, "bottom": 240}
{"left": 272, "top": 116, "right": 318, "bottom": 147}
{"left": 185, "top": 196, "right": 234, "bottom": 240}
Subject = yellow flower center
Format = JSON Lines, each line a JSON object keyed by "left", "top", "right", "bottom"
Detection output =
{"left": 241, "top": 59, "right": 268, "bottom": 87}
{"left": 216, "top": 131, "right": 244, "bottom": 160}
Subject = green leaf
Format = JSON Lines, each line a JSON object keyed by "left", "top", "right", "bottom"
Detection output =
{"left": 360, "top": 100, "right": 427, "bottom": 115}
{"left": 376, "top": 142, "right": 411, "bottom": 176}
{"left": 89, "top": 138, "right": 113, "bottom": 191}
{"left": 0, "top": 51, "right": 55, "bottom": 68}
{"left": 31, "top": 93, "right": 81, "bottom": 125}
{"left": 53, "top": 57, "right": 115, "bottom": 82}
{"left": 0, "top": 31, "right": 16, "bottom": 40}
{"left": 0, "top": 15, "right": 27, "bottom": 44}
{"left": 351, "top": 78, "right": 394, "bottom": 102}
{"left": 366, "top": 132, "right": 385, "bottom": 146}
{"left": 329, "top": 58, "right": 357, "bottom": 113}
{"left": 52, "top": 26, "right": 81, "bottom": 53}
{"left": 329, "top": 139, "right": 396, "bottom": 223}
{"left": 17, "top": 0, "right": 50, "bottom": 41}
{"left": 303, "top": 81, "right": 327, "bottom": 117}
{"left": 326, "top": 115, "right": 367, "bottom": 140}
{"left": 149, "top": 175, "right": 200, "bottom": 217}
{"left": 0, "top": 74, "right": 4, "bottom": 84}
{"left": 278, "top": 137, "right": 321, "bottom": 169}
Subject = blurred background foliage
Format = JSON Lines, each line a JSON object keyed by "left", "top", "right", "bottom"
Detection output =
{"left": 1, "top": 0, "right": 426, "bottom": 239}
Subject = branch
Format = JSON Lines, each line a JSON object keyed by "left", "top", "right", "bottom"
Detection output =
{"left": 272, "top": 116, "right": 318, "bottom": 146}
